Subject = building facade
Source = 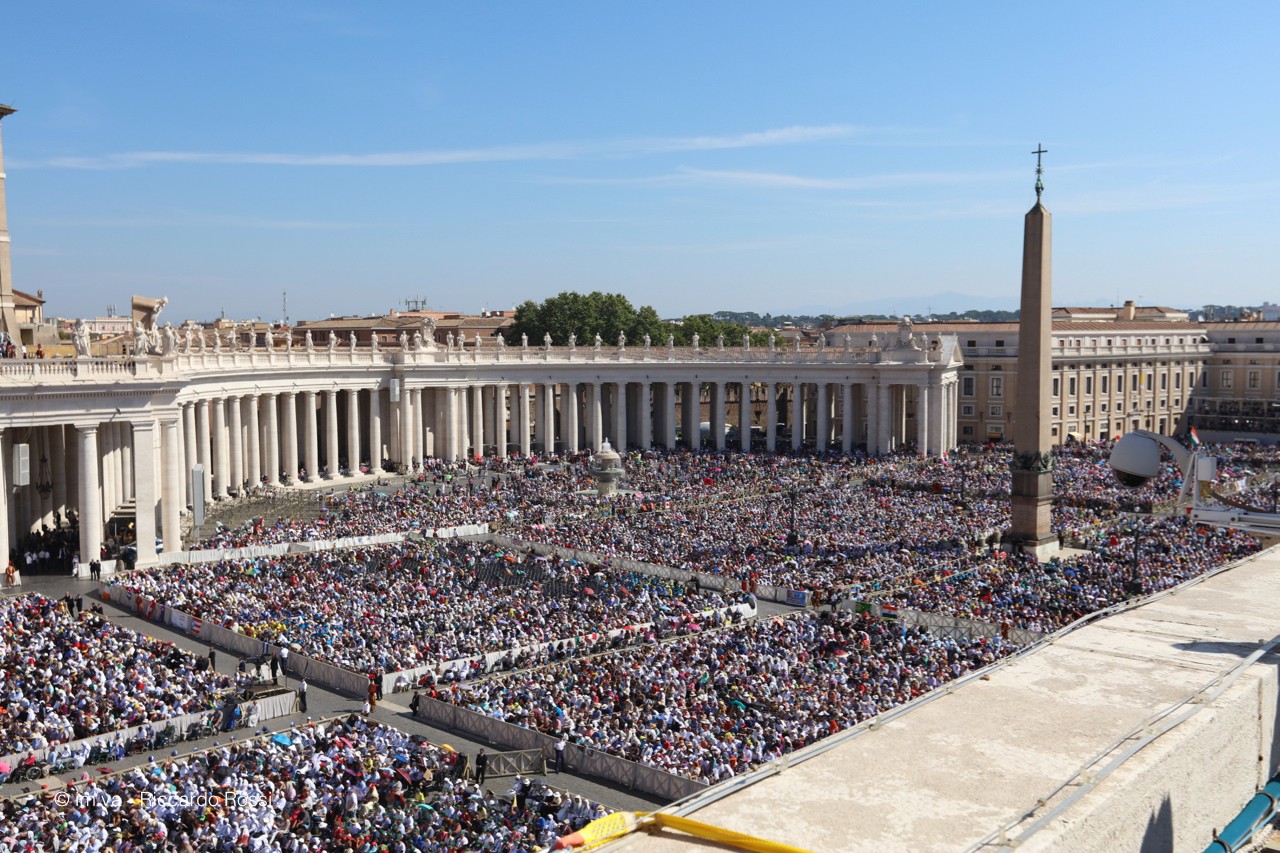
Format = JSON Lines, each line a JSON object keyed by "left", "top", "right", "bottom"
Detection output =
{"left": 0, "top": 328, "right": 964, "bottom": 569}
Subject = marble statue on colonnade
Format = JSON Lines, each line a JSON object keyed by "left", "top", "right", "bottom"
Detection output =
{"left": 159, "top": 323, "right": 177, "bottom": 356}
{"left": 72, "top": 319, "right": 91, "bottom": 357}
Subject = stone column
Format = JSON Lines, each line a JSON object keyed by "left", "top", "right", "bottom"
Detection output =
{"left": 440, "top": 388, "right": 455, "bottom": 460}
{"left": 711, "top": 381, "right": 726, "bottom": 450}
{"left": 324, "top": 389, "right": 340, "bottom": 476}
{"left": 766, "top": 383, "right": 777, "bottom": 452}
{"left": 470, "top": 385, "right": 485, "bottom": 458}
{"left": 194, "top": 402, "right": 212, "bottom": 502}
{"left": 663, "top": 383, "right": 677, "bottom": 451}
{"left": 368, "top": 388, "right": 382, "bottom": 469}
{"left": 739, "top": 382, "right": 752, "bottom": 452}
{"left": 841, "top": 383, "right": 855, "bottom": 453}
{"left": 399, "top": 383, "right": 414, "bottom": 465}
{"left": 876, "top": 383, "right": 892, "bottom": 455}
{"left": 263, "top": 394, "right": 280, "bottom": 486}
{"left": 183, "top": 413, "right": 196, "bottom": 504}
{"left": 533, "top": 385, "right": 546, "bottom": 452}
{"left": 120, "top": 423, "right": 134, "bottom": 502}
{"left": 212, "top": 397, "right": 229, "bottom": 498}
{"left": 282, "top": 392, "right": 299, "bottom": 483}
{"left": 227, "top": 395, "right": 244, "bottom": 494}
{"left": 245, "top": 395, "right": 261, "bottom": 486}
{"left": 0, "top": 427, "right": 7, "bottom": 567}
{"left": 77, "top": 425, "right": 102, "bottom": 567}
{"left": 589, "top": 382, "right": 603, "bottom": 450}
{"left": 865, "top": 381, "right": 879, "bottom": 454}
{"left": 303, "top": 390, "right": 319, "bottom": 481}
{"left": 542, "top": 383, "right": 557, "bottom": 454}
{"left": 790, "top": 382, "right": 804, "bottom": 451}
{"left": 411, "top": 387, "right": 424, "bottom": 466}
{"left": 495, "top": 384, "right": 508, "bottom": 458}
{"left": 816, "top": 383, "right": 830, "bottom": 452}
{"left": 638, "top": 382, "right": 652, "bottom": 450}
{"left": 948, "top": 380, "right": 959, "bottom": 452}
{"left": 926, "top": 381, "right": 943, "bottom": 456}
{"left": 480, "top": 387, "right": 494, "bottom": 454}
{"left": 432, "top": 389, "right": 445, "bottom": 461}
{"left": 99, "top": 425, "right": 115, "bottom": 520}
{"left": 613, "top": 382, "right": 628, "bottom": 451}
{"left": 347, "top": 388, "right": 362, "bottom": 474}
{"left": 132, "top": 420, "right": 158, "bottom": 569}
{"left": 563, "top": 383, "right": 580, "bottom": 454}
{"left": 916, "top": 383, "right": 929, "bottom": 455}
{"left": 519, "top": 384, "right": 532, "bottom": 457}
{"left": 50, "top": 425, "right": 67, "bottom": 525}
{"left": 162, "top": 418, "right": 182, "bottom": 554}
{"left": 457, "top": 387, "right": 469, "bottom": 458}
{"left": 682, "top": 383, "right": 701, "bottom": 450}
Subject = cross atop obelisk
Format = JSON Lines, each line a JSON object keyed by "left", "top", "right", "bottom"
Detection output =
{"left": 0, "top": 103, "right": 20, "bottom": 342}
{"left": 1032, "top": 144, "right": 1047, "bottom": 199}
{"left": 1008, "top": 143, "right": 1057, "bottom": 554}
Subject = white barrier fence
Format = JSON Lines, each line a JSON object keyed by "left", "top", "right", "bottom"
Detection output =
{"left": 835, "top": 600, "right": 1047, "bottom": 647}
{"left": 484, "top": 534, "right": 808, "bottom": 605}
{"left": 389, "top": 601, "right": 757, "bottom": 695}
{"left": 413, "top": 696, "right": 707, "bottom": 802}
{"left": 0, "top": 689, "right": 295, "bottom": 783}
{"left": 157, "top": 522, "right": 491, "bottom": 567}
{"left": 103, "top": 581, "right": 755, "bottom": 700}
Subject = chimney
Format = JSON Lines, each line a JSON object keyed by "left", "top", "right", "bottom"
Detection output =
{"left": 1121, "top": 300, "right": 1136, "bottom": 321}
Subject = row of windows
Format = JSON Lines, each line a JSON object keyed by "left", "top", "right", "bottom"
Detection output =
{"left": 960, "top": 374, "right": 1201, "bottom": 398}
{"left": 965, "top": 336, "right": 1202, "bottom": 349}
{"left": 1218, "top": 369, "right": 1279, "bottom": 390}
{"left": 960, "top": 398, "right": 1185, "bottom": 420}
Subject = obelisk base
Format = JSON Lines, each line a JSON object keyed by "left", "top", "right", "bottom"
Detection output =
{"left": 1009, "top": 467, "right": 1058, "bottom": 558}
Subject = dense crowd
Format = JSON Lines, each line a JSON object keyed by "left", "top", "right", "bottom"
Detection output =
{"left": 0, "top": 594, "right": 238, "bottom": 761}
{"left": 106, "top": 540, "right": 743, "bottom": 675}
{"left": 0, "top": 717, "right": 610, "bottom": 852}
{"left": 441, "top": 610, "right": 1016, "bottom": 782}
{"left": 861, "top": 515, "right": 1261, "bottom": 632}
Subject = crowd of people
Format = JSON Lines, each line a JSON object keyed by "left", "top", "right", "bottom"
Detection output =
{"left": 7, "top": 436, "right": 1272, "bottom": 846}
{"left": 0, "top": 716, "right": 612, "bottom": 852}
{"left": 106, "top": 539, "right": 744, "bottom": 676}
{"left": 858, "top": 515, "right": 1262, "bottom": 632}
{"left": 440, "top": 610, "right": 1016, "bottom": 782}
{"left": 0, "top": 593, "right": 239, "bottom": 760}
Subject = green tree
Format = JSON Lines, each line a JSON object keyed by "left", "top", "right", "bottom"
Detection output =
{"left": 667, "top": 314, "right": 771, "bottom": 347}
{"left": 509, "top": 291, "right": 665, "bottom": 346}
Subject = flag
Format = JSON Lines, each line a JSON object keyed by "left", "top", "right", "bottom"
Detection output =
{"left": 880, "top": 603, "right": 898, "bottom": 620}
{"left": 1189, "top": 426, "right": 1201, "bottom": 447}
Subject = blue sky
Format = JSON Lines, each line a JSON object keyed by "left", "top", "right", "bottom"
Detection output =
{"left": 2, "top": 2, "right": 1276, "bottom": 323}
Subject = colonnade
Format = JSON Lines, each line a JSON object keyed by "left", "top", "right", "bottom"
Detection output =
{"left": 0, "top": 358, "right": 960, "bottom": 573}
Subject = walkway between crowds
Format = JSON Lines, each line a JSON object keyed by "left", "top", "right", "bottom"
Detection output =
{"left": 0, "top": 572, "right": 668, "bottom": 814}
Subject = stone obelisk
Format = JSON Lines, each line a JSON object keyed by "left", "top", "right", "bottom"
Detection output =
{"left": 0, "top": 103, "right": 19, "bottom": 341}
{"left": 1009, "top": 145, "right": 1056, "bottom": 554}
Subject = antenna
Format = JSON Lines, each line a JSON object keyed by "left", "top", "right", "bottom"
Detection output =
{"left": 283, "top": 291, "right": 289, "bottom": 326}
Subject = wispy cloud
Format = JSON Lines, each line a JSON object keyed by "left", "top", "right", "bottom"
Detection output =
{"left": 544, "top": 165, "right": 1024, "bottom": 191}
{"left": 674, "top": 166, "right": 1024, "bottom": 190}
{"left": 20, "top": 125, "right": 860, "bottom": 170}
{"left": 29, "top": 214, "right": 359, "bottom": 230}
